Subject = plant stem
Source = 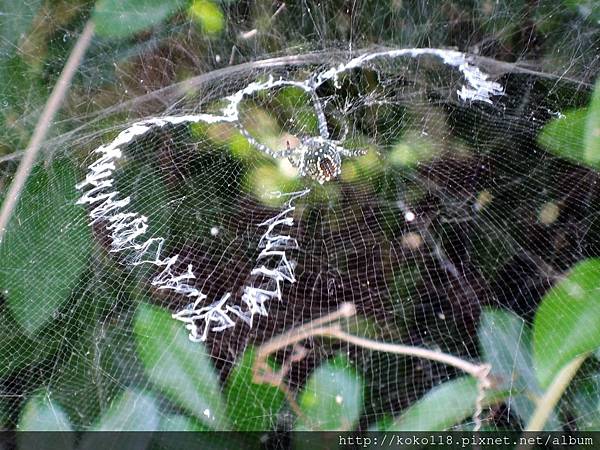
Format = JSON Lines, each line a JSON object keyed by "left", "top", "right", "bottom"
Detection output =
{"left": 253, "top": 302, "right": 492, "bottom": 424}
{"left": 322, "top": 327, "right": 488, "bottom": 380}
{"left": 525, "top": 355, "right": 586, "bottom": 431}
{"left": 0, "top": 20, "right": 95, "bottom": 244}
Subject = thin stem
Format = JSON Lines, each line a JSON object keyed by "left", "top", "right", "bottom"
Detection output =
{"left": 525, "top": 355, "right": 586, "bottom": 432}
{"left": 0, "top": 20, "right": 95, "bottom": 244}
{"left": 254, "top": 302, "right": 355, "bottom": 370}
{"left": 253, "top": 302, "right": 492, "bottom": 426}
{"left": 322, "top": 328, "right": 488, "bottom": 381}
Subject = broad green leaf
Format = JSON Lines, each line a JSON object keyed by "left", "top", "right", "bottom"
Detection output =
{"left": 534, "top": 258, "right": 600, "bottom": 388}
{"left": 225, "top": 346, "right": 285, "bottom": 430}
{"left": 0, "top": 160, "right": 91, "bottom": 334}
{"left": 93, "top": 0, "right": 187, "bottom": 39}
{"left": 17, "top": 394, "right": 75, "bottom": 450}
{"left": 584, "top": 79, "right": 600, "bottom": 166}
{"left": 295, "top": 354, "right": 363, "bottom": 431}
{"left": 134, "top": 303, "right": 229, "bottom": 429}
{"left": 384, "top": 377, "right": 505, "bottom": 431}
{"left": 479, "top": 309, "right": 561, "bottom": 429}
{"left": 18, "top": 394, "right": 73, "bottom": 432}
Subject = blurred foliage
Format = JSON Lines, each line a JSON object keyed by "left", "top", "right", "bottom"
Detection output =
{"left": 15, "top": 250, "right": 600, "bottom": 436}
{"left": 134, "top": 304, "right": 229, "bottom": 429}
{"left": 225, "top": 346, "right": 285, "bottom": 430}
{"left": 534, "top": 259, "right": 600, "bottom": 388}
{"left": 189, "top": 0, "right": 225, "bottom": 35}
{"left": 0, "top": 159, "right": 91, "bottom": 334}
{"left": 294, "top": 355, "right": 364, "bottom": 431}
{"left": 92, "top": 0, "right": 188, "bottom": 39}
{"left": 539, "top": 79, "right": 600, "bottom": 169}
{"left": 383, "top": 376, "right": 504, "bottom": 431}
{"left": 19, "top": 394, "right": 73, "bottom": 432}
{"left": 479, "top": 308, "right": 560, "bottom": 430}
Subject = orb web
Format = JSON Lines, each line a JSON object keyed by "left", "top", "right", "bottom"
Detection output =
{"left": 2, "top": 43, "right": 599, "bottom": 435}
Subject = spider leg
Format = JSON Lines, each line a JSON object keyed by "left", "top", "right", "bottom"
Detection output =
{"left": 338, "top": 118, "right": 349, "bottom": 143}
{"left": 237, "top": 125, "right": 293, "bottom": 159}
{"left": 306, "top": 79, "right": 330, "bottom": 140}
{"left": 337, "top": 145, "right": 367, "bottom": 158}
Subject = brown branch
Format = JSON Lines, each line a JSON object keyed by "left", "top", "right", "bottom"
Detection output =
{"left": 253, "top": 302, "right": 493, "bottom": 428}
{"left": 0, "top": 20, "right": 95, "bottom": 243}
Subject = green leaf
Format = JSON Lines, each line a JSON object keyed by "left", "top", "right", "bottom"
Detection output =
{"left": 93, "top": 0, "right": 187, "bottom": 39}
{"left": 79, "top": 390, "right": 159, "bottom": 450}
{"left": 0, "top": 0, "right": 42, "bottom": 59}
{"left": 384, "top": 377, "right": 505, "bottom": 431}
{"left": 93, "top": 390, "right": 159, "bottom": 431}
{"left": 159, "top": 414, "right": 207, "bottom": 431}
{"left": 0, "top": 313, "right": 54, "bottom": 377}
{"left": 18, "top": 394, "right": 73, "bottom": 432}
{"left": 571, "top": 374, "right": 600, "bottom": 431}
{"left": 157, "top": 415, "right": 251, "bottom": 450}
{"left": 538, "top": 79, "right": 600, "bottom": 170}
{"left": 479, "top": 308, "right": 561, "bottom": 429}
{"left": 295, "top": 354, "right": 363, "bottom": 431}
{"left": 156, "top": 414, "right": 249, "bottom": 450}
{"left": 565, "top": 0, "right": 600, "bottom": 22}
{"left": 134, "top": 303, "right": 229, "bottom": 429}
{"left": 533, "top": 258, "right": 600, "bottom": 388}
{"left": 225, "top": 346, "right": 285, "bottom": 430}
{"left": 0, "top": 159, "right": 91, "bottom": 335}
{"left": 584, "top": 79, "right": 600, "bottom": 166}
{"left": 538, "top": 108, "right": 590, "bottom": 166}
{"left": 189, "top": 0, "right": 225, "bottom": 35}
{"left": 17, "top": 394, "right": 75, "bottom": 450}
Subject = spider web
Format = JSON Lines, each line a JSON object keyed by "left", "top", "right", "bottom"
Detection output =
{"left": 1, "top": 2, "right": 600, "bottom": 439}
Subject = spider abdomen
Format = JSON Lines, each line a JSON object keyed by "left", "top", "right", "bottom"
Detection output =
{"left": 296, "top": 137, "right": 342, "bottom": 184}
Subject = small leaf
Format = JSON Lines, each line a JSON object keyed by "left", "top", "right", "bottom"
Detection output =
{"left": 0, "top": 160, "right": 91, "bottom": 335}
{"left": 571, "top": 375, "right": 600, "bottom": 431}
{"left": 156, "top": 414, "right": 247, "bottom": 450}
{"left": 295, "top": 354, "right": 363, "bottom": 431}
{"left": 584, "top": 79, "right": 600, "bottom": 166}
{"left": 189, "top": 0, "right": 225, "bottom": 35}
{"left": 0, "top": 0, "right": 42, "bottom": 57}
{"left": 565, "top": 0, "right": 600, "bottom": 22}
{"left": 79, "top": 390, "right": 159, "bottom": 450}
{"left": 94, "top": 390, "right": 159, "bottom": 431}
{"left": 225, "top": 346, "right": 285, "bottom": 430}
{"left": 93, "top": 0, "right": 187, "bottom": 39}
{"left": 18, "top": 394, "right": 74, "bottom": 450}
{"left": 157, "top": 415, "right": 249, "bottom": 450}
{"left": 384, "top": 377, "right": 505, "bottom": 431}
{"left": 19, "top": 394, "right": 73, "bottom": 432}
{"left": 479, "top": 308, "right": 560, "bottom": 429}
{"left": 134, "top": 303, "right": 229, "bottom": 429}
{"left": 533, "top": 258, "right": 600, "bottom": 388}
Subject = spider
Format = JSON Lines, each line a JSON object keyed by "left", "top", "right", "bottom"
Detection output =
{"left": 237, "top": 88, "right": 365, "bottom": 184}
